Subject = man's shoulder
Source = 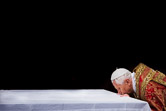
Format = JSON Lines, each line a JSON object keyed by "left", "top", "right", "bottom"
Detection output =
{"left": 133, "top": 63, "right": 147, "bottom": 73}
{"left": 152, "top": 70, "right": 166, "bottom": 86}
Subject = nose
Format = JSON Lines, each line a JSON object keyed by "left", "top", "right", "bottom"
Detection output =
{"left": 118, "top": 90, "right": 122, "bottom": 95}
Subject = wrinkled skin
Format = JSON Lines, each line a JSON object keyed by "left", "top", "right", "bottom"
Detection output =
{"left": 112, "top": 78, "right": 134, "bottom": 95}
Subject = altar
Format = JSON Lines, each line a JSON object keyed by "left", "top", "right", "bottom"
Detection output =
{"left": 0, "top": 89, "right": 151, "bottom": 111}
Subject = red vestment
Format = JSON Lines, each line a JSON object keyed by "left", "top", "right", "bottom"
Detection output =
{"left": 133, "top": 63, "right": 166, "bottom": 111}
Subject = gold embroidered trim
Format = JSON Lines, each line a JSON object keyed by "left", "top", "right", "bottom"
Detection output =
{"left": 133, "top": 63, "right": 166, "bottom": 101}
{"left": 133, "top": 63, "right": 146, "bottom": 99}
{"left": 153, "top": 71, "right": 166, "bottom": 86}
{"left": 140, "top": 69, "right": 156, "bottom": 100}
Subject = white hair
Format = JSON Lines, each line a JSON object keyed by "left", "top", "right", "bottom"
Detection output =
{"left": 112, "top": 72, "right": 132, "bottom": 85}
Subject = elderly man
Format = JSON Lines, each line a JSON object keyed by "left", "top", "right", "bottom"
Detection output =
{"left": 111, "top": 63, "right": 166, "bottom": 111}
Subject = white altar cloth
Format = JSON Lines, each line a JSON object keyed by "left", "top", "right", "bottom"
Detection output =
{"left": 0, "top": 89, "right": 151, "bottom": 111}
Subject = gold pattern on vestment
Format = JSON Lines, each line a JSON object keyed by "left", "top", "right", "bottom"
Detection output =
{"left": 133, "top": 63, "right": 146, "bottom": 99}
{"left": 140, "top": 69, "right": 156, "bottom": 100}
{"left": 153, "top": 71, "right": 166, "bottom": 86}
{"left": 133, "top": 63, "right": 166, "bottom": 100}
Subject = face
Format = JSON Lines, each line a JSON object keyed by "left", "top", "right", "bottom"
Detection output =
{"left": 113, "top": 79, "right": 133, "bottom": 95}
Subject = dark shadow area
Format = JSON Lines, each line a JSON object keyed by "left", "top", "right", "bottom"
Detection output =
{"left": 2, "top": 5, "right": 166, "bottom": 94}
{"left": 1, "top": 45, "right": 165, "bottom": 94}
{"left": 1, "top": 37, "right": 165, "bottom": 94}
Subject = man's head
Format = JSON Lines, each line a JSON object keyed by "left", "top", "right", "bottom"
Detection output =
{"left": 111, "top": 68, "right": 134, "bottom": 95}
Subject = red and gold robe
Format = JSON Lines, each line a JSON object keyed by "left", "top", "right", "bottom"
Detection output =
{"left": 133, "top": 63, "right": 166, "bottom": 111}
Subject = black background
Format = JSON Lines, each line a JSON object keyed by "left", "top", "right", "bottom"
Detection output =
{"left": 2, "top": 36, "right": 165, "bottom": 94}
{"left": 1, "top": 7, "right": 165, "bottom": 93}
